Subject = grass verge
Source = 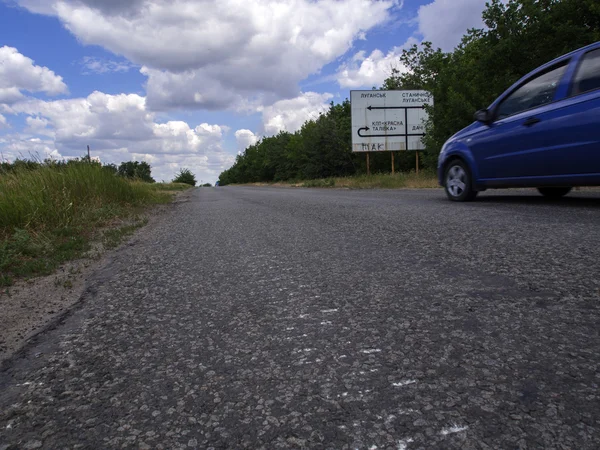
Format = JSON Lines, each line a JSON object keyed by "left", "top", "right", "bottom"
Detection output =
{"left": 325, "top": 172, "right": 440, "bottom": 189}
{"left": 0, "top": 163, "right": 192, "bottom": 287}
{"left": 245, "top": 172, "right": 440, "bottom": 189}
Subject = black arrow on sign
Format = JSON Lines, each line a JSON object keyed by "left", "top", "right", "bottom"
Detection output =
{"left": 358, "top": 126, "right": 426, "bottom": 138}
{"left": 367, "top": 104, "right": 427, "bottom": 111}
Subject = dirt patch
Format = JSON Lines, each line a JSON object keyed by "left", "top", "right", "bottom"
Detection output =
{"left": 0, "top": 189, "right": 193, "bottom": 365}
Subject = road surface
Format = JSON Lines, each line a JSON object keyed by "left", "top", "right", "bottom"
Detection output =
{"left": 2, "top": 187, "right": 600, "bottom": 449}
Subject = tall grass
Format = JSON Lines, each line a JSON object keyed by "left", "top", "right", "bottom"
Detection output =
{"left": 0, "top": 163, "right": 167, "bottom": 233}
{"left": 292, "top": 171, "right": 440, "bottom": 189}
{"left": 0, "top": 162, "right": 186, "bottom": 286}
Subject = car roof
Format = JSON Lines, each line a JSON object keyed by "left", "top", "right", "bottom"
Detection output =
{"left": 540, "top": 41, "right": 600, "bottom": 70}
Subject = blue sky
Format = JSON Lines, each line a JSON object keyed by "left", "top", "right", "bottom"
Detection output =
{"left": 0, "top": 0, "right": 489, "bottom": 183}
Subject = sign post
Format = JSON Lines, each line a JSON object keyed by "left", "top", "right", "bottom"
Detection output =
{"left": 351, "top": 90, "right": 432, "bottom": 173}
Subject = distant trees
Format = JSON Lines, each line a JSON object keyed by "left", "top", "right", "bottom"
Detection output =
{"left": 173, "top": 168, "right": 197, "bottom": 186}
{"left": 219, "top": 0, "right": 600, "bottom": 185}
{"left": 117, "top": 161, "right": 155, "bottom": 183}
{"left": 219, "top": 101, "right": 360, "bottom": 185}
{"left": 0, "top": 157, "right": 159, "bottom": 184}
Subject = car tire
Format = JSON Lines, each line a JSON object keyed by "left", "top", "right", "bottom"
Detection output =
{"left": 537, "top": 187, "right": 572, "bottom": 198}
{"left": 444, "top": 160, "right": 477, "bottom": 202}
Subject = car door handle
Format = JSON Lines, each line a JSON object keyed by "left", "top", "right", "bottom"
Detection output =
{"left": 523, "top": 117, "right": 540, "bottom": 127}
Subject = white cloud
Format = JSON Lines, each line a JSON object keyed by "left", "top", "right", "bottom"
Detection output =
{"left": 336, "top": 44, "right": 412, "bottom": 88}
{"left": 0, "top": 133, "right": 62, "bottom": 161}
{"left": 18, "top": 0, "right": 396, "bottom": 110}
{"left": 0, "top": 46, "right": 68, "bottom": 104}
{"left": 418, "top": 0, "right": 488, "bottom": 52}
{"left": 80, "top": 56, "right": 136, "bottom": 75}
{"left": 235, "top": 129, "right": 259, "bottom": 152}
{"left": 8, "top": 92, "right": 234, "bottom": 183}
{"left": 0, "top": 113, "right": 8, "bottom": 129}
{"left": 25, "top": 116, "right": 53, "bottom": 136}
{"left": 262, "top": 92, "right": 333, "bottom": 135}
{"left": 336, "top": 0, "right": 490, "bottom": 88}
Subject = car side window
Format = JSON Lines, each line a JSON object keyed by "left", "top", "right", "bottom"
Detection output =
{"left": 570, "top": 48, "right": 600, "bottom": 96}
{"left": 495, "top": 62, "right": 568, "bottom": 120}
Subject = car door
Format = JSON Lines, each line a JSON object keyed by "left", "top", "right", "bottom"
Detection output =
{"left": 470, "top": 60, "right": 571, "bottom": 182}
{"left": 546, "top": 47, "right": 600, "bottom": 179}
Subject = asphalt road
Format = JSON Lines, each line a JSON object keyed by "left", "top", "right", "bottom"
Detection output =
{"left": 2, "top": 187, "right": 600, "bottom": 450}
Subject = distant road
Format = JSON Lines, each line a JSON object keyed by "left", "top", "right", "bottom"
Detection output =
{"left": 2, "top": 187, "right": 600, "bottom": 449}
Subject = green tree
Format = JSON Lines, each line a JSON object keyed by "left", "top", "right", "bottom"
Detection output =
{"left": 173, "top": 168, "right": 197, "bottom": 186}
{"left": 117, "top": 161, "right": 155, "bottom": 183}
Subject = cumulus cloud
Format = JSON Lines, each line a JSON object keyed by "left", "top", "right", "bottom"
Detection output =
{"left": 9, "top": 91, "right": 234, "bottom": 182}
{"left": 0, "top": 133, "right": 62, "bottom": 161}
{"left": 418, "top": 0, "right": 488, "bottom": 52}
{"left": 18, "top": 0, "right": 395, "bottom": 110}
{"left": 0, "top": 46, "right": 68, "bottom": 104}
{"left": 262, "top": 92, "right": 333, "bottom": 136}
{"left": 0, "top": 114, "right": 8, "bottom": 128}
{"left": 235, "top": 129, "right": 259, "bottom": 152}
{"left": 336, "top": 45, "right": 411, "bottom": 88}
{"left": 336, "top": 0, "right": 490, "bottom": 87}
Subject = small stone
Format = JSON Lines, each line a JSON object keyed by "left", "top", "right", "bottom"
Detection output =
{"left": 188, "top": 439, "right": 198, "bottom": 447}
{"left": 24, "top": 441, "right": 43, "bottom": 449}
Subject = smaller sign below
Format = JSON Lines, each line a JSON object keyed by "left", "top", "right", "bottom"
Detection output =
{"left": 351, "top": 90, "right": 433, "bottom": 152}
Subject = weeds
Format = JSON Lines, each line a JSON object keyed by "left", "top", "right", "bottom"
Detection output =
{"left": 102, "top": 218, "right": 148, "bottom": 250}
{"left": 270, "top": 172, "right": 439, "bottom": 189}
{"left": 0, "top": 162, "right": 189, "bottom": 286}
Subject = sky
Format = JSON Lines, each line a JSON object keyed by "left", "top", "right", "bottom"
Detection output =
{"left": 0, "top": 0, "right": 490, "bottom": 184}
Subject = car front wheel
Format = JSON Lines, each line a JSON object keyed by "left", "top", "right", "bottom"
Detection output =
{"left": 444, "top": 160, "right": 477, "bottom": 202}
{"left": 537, "top": 187, "right": 572, "bottom": 198}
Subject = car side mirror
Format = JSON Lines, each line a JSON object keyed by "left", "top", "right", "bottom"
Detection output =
{"left": 474, "top": 109, "right": 491, "bottom": 124}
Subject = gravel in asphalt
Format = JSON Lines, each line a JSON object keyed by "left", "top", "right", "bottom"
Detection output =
{"left": 1, "top": 187, "right": 600, "bottom": 449}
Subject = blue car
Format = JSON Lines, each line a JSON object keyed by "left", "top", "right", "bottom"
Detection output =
{"left": 438, "top": 42, "right": 600, "bottom": 201}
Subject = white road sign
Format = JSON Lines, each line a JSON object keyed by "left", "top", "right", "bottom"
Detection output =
{"left": 351, "top": 90, "right": 433, "bottom": 152}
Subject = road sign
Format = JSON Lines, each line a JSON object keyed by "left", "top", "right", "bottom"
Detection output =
{"left": 351, "top": 90, "right": 433, "bottom": 152}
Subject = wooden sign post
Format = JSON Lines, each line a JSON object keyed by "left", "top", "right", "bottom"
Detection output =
{"left": 416, "top": 151, "right": 419, "bottom": 175}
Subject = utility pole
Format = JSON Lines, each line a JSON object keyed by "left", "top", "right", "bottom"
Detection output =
{"left": 87, "top": 145, "right": 91, "bottom": 161}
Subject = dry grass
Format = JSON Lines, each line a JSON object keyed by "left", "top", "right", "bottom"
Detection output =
{"left": 242, "top": 172, "right": 440, "bottom": 190}
{"left": 329, "top": 172, "right": 439, "bottom": 189}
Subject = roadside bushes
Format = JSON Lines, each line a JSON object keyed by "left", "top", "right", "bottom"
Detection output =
{"left": 173, "top": 168, "right": 197, "bottom": 186}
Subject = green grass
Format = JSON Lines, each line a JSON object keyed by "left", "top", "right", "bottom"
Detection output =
{"left": 102, "top": 217, "right": 148, "bottom": 250}
{"left": 150, "top": 182, "right": 195, "bottom": 192}
{"left": 328, "top": 171, "right": 440, "bottom": 189}
{"left": 0, "top": 164, "right": 188, "bottom": 287}
{"left": 250, "top": 171, "right": 439, "bottom": 189}
{"left": 242, "top": 171, "right": 440, "bottom": 190}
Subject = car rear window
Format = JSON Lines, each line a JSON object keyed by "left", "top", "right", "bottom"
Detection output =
{"left": 570, "top": 48, "right": 600, "bottom": 96}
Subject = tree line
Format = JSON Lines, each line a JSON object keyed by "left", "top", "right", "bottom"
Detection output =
{"left": 219, "top": 0, "right": 600, "bottom": 185}
{"left": 1, "top": 157, "right": 198, "bottom": 186}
